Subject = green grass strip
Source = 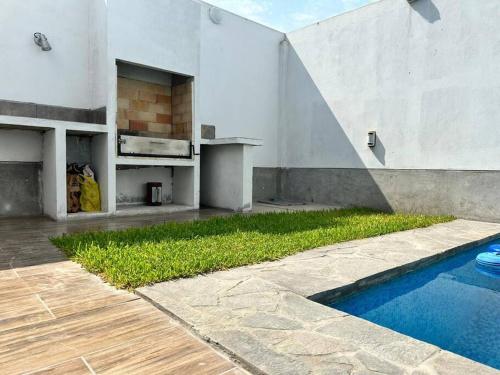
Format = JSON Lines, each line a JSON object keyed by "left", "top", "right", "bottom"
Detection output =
{"left": 51, "top": 208, "right": 453, "bottom": 289}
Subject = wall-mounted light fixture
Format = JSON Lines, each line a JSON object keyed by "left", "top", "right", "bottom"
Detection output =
{"left": 34, "top": 32, "right": 51, "bottom": 51}
{"left": 209, "top": 7, "right": 222, "bottom": 25}
{"left": 368, "top": 131, "right": 377, "bottom": 148}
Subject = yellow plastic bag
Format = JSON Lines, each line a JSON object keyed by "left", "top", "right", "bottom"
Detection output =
{"left": 79, "top": 175, "right": 101, "bottom": 212}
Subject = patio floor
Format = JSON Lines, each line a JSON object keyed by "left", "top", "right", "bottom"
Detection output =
{"left": 0, "top": 210, "right": 248, "bottom": 374}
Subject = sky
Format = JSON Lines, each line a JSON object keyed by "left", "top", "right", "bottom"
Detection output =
{"left": 203, "top": 0, "right": 377, "bottom": 32}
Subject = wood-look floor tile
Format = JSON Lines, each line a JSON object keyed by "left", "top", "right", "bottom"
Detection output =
{"left": 26, "top": 357, "right": 93, "bottom": 375}
{"left": 0, "top": 269, "right": 19, "bottom": 281}
{"left": 0, "top": 295, "right": 54, "bottom": 332}
{"left": 15, "top": 261, "right": 82, "bottom": 278}
{"left": 0, "top": 214, "right": 242, "bottom": 374}
{"left": 20, "top": 273, "right": 103, "bottom": 294}
{"left": 0, "top": 300, "right": 172, "bottom": 373}
{"left": 87, "top": 329, "right": 235, "bottom": 375}
{"left": 0, "top": 278, "right": 33, "bottom": 299}
{"left": 44, "top": 291, "right": 138, "bottom": 318}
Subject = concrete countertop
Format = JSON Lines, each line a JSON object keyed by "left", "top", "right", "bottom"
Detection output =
{"left": 200, "top": 137, "right": 263, "bottom": 146}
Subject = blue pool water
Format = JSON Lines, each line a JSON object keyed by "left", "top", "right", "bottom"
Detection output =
{"left": 330, "top": 240, "right": 500, "bottom": 369}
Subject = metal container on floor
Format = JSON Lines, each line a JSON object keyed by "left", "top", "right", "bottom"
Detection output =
{"left": 146, "top": 182, "right": 162, "bottom": 206}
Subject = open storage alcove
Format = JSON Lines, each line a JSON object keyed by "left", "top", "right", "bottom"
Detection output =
{"left": 65, "top": 131, "right": 109, "bottom": 219}
{"left": 115, "top": 164, "right": 196, "bottom": 216}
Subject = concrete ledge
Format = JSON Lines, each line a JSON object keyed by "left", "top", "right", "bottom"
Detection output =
{"left": 201, "top": 137, "right": 263, "bottom": 146}
{"left": 0, "top": 100, "right": 106, "bottom": 124}
{"left": 0, "top": 115, "right": 109, "bottom": 134}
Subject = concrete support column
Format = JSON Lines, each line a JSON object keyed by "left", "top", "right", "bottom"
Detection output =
{"left": 173, "top": 157, "right": 199, "bottom": 209}
{"left": 42, "top": 128, "right": 66, "bottom": 219}
{"left": 91, "top": 133, "right": 112, "bottom": 213}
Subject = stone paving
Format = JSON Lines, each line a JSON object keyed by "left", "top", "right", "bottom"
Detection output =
{"left": 138, "top": 219, "right": 500, "bottom": 375}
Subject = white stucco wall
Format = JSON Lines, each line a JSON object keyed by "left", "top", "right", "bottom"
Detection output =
{"left": 284, "top": 0, "right": 500, "bottom": 170}
{"left": 107, "top": 0, "right": 201, "bottom": 77}
{"left": 0, "top": 0, "right": 97, "bottom": 108}
{"left": 199, "top": 5, "right": 283, "bottom": 167}
{"left": 89, "top": 0, "right": 108, "bottom": 109}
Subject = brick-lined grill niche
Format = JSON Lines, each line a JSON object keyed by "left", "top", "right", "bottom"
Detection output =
{"left": 116, "top": 76, "right": 192, "bottom": 141}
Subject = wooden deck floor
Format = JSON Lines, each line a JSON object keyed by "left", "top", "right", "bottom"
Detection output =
{"left": 0, "top": 212, "right": 245, "bottom": 374}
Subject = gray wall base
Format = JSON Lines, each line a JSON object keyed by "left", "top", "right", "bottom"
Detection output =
{"left": 253, "top": 167, "right": 500, "bottom": 222}
{"left": 253, "top": 167, "right": 282, "bottom": 202}
{"left": 0, "top": 162, "right": 42, "bottom": 217}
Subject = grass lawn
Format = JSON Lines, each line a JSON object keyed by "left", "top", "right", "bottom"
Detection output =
{"left": 51, "top": 209, "right": 453, "bottom": 289}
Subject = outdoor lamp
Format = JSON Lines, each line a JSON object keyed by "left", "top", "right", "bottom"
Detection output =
{"left": 34, "top": 32, "right": 52, "bottom": 51}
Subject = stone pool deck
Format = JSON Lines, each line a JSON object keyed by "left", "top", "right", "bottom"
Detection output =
{"left": 138, "top": 220, "right": 500, "bottom": 375}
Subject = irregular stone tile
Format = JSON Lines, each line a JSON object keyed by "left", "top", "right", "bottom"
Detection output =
{"left": 149, "top": 276, "right": 241, "bottom": 303}
{"left": 354, "top": 350, "right": 406, "bottom": 375}
{"left": 301, "top": 353, "right": 359, "bottom": 375}
{"left": 325, "top": 256, "right": 399, "bottom": 284}
{"left": 185, "top": 293, "right": 219, "bottom": 307}
{"left": 256, "top": 268, "right": 346, "bottom": 297}
{"left": 244, "top": 329, "right": 291, "bottom": 346}
{"left": 208, "top": 268, "right": 254, "bottom": 280}
{"left": 413, "top": 350, "right": 499, "bottom": 375}
{"left": 219, "top": 292, "right": 280, "bottom": 312}
{"left": 278, "top": 292, "right": 346, "bottom": 322}
{"left": 274, "top": 330, "right": 357, "bottom": 356}
{"left": 241, "top": 312, "right": 302, "bottom": 330}
{"left": 208, "top": 330, "right": 310, "bottom": 375}
{"left": 221, "top": 277, "right": 287, "bottom": 297}
{"left": 316, "top": 316, "right": 439, "bottom": 367}
{"left": 373, "top": 337, "right": 439, "bottom": 368}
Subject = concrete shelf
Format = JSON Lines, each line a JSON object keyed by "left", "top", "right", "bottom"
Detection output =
{"left": 0, "top": 115, "right": 108, "bottom": 134}
{"left": 200, "top": 137, "right": 263, "bottom": 146}
{"left": 115, "top": 156, "right": 195, "bottom": 167}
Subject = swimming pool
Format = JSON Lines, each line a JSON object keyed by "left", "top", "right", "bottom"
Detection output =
{"left": 330, "top": 240, "right": 500, "bottom": 369}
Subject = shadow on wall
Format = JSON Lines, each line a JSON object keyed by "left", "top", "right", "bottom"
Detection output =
{"left": 280, "top": 47, "right": 393, "bottom": 212}
{"left": 410, "top": 0, "right": 441, "bottom": 24}
{"left": 372, "top": 135, "right": 385, "bottom": 166}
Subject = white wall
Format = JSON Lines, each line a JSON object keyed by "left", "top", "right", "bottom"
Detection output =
{"left": 0, "top": 130, "right": 42, "bottom": 162}
{"left": 199, "top": 5, "right": 283, "bottom": 167}
{"left": 0, "top": 0, "right": 96, "bottom": 108}
{"left": 107, "top": 0, "right": 201, "bottom": 77}
{"left": 284, "top": 0, "right": 500, "bottom": 171}
{"left": 89, "top": 0, "right": 108, "bottom": 109}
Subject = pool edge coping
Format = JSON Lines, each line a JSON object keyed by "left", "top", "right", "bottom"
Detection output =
{"left": 308, "top": 232, "right": 500, "bottom": 306}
